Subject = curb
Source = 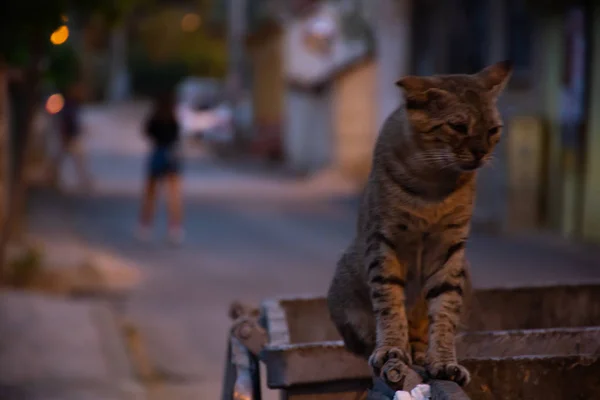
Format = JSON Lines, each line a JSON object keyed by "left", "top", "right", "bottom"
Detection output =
{"left": 90, "top": 304, "right": 146, "bottom": 400}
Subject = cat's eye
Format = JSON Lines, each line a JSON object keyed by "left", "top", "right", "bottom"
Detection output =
{"left": 488, "top": 126, "right": 502, "bottom": 136}
{"left": 448, "top": 123, "right": 469, "bottom": 135}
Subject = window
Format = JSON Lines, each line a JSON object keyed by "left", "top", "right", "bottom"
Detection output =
{"left": 506, "top": 0, "right": 533, "bottom": 86}
{"left": 447, "top": 0, "right": 489, "bottom": 74}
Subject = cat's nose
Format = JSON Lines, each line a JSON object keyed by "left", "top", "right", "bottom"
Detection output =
{"left": 471, "top": 149, "right": 486, "bottom": 161}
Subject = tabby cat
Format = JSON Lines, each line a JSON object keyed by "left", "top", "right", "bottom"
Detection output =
{"left": 327, "top": 61, "right": 512, "bottom": 388}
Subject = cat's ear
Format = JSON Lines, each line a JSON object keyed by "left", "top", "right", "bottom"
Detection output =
{"left": 396, "top": 76, "right": 433, "bottom": 93}
{"left": 476, "top": 60, "right": 513, "bottom": 96}
{"left": 396, "top": 76, "right": 450, "bottom": 108}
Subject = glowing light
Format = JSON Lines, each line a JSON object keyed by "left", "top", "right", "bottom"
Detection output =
{"left": 181, "top": 13, "right": 201, "bottom": 32}
{"left": 46, "top": 94, "right": 65, "bottom": 114}
{"left": 50, "top": 25, "right": 69, "bottom": 45}
{"left": 61, "top": 15, "right": 68, "bottom": 22}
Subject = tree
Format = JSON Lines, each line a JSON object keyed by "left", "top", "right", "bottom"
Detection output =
{"left": 131, "top": 3, "right": 227, "bottom": 93}
{"left": 0, "top": 68, "right": 8, "bottom": 244}
{"left": 0, "top": 0, "right": 153, "bottom": 283}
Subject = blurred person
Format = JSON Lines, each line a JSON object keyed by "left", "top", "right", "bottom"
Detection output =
{"left": 52, "top": 83, "right": 93, "bottom": 191}
{"left": 137, "top": 91, "right": 185, "bottom": 244}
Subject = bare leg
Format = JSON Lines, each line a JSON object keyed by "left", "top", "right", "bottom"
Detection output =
{"left": 165, "top": 173, "right": 183, "bottom": 229}
{"left": 139, "top": 177, "right": 159, "bottom": 228}
{"left": 51, "top": 142, "right": 68, "bottom": 188}
{"left": 165, "top": 173, "right": 184, "bottom": 243}
{"left": 70, "top": 139, "right": 93, "bottom": 190}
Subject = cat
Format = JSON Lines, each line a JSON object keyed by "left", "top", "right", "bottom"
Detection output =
{"left": 327, "top": 61, "right": 512, "bottom": 388}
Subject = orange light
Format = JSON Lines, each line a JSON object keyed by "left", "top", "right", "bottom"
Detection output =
{"left": 181, "top": 13, "right": 201, "bottom": 32}
{"left": 61, "top": 15, "right": 68, "bottom": 23}
{"left": 46, "top": 94, "right": 65, "bottom": 114}
{"left": 50, "top": 25, "right": 69, "bottom": 45}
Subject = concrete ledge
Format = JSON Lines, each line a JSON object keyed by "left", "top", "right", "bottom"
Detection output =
{"left": 457, "top": 327, "right": 600, "bottom": 359}
{"left": 263, "top": 340, "right": 600, "bottom": 398}
{"left": 261, "top": 284, "right": 600, "bottom": 343}
{"left": 463, "top": 355, "right": 600, "bottom": 399}
{"left": 262, "top": 341, "right": 370, "bottom": 389}
{"left": 466, "top": 283, "right": 600, "bottom": 331}
{"left": 260, "top": 289, "right": 600, "bottom": 392}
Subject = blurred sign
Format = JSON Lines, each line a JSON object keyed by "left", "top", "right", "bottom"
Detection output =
{"left": 302, "top": 14, "right": 336, "bottom": 55}
{"left": 285, "top": 2, "right": 370, "bottom": 86}
{"left": 506, "top": 116, "right": 545, "bottom": 232}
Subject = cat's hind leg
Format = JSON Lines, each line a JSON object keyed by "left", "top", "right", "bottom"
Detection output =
{"left": 327, "top": 259, "right": 376, "bottom": 358}
{"left": 334, "top": 302, "right": 376, "bottom": 359}
{"left": 329, "top": 295, "right": 412, "bottom": 390}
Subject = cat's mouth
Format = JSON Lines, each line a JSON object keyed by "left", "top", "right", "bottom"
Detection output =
{"left": 459, "top": 160, "right": 483, "bottom": 171}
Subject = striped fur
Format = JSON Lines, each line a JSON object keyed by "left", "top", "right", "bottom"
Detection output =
{"left": 327, "top": 61, "right": 512, "bottom": 388}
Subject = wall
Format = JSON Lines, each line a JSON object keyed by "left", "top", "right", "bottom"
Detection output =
{"left": 283, "top": 2, "right": 369, "bottom": 86}
{"left": 581, "top": 4, "right": 600, "bottom": 242}
{"left": 285, "top": 89, "right": 333, "bottom": 174}
{"left": 409, "top": 0, "right": 552, "bottom": 233}
{"left": 332, "top": 59, "right": 377, "bottom": 183}
{"left": 282, "top": 1, "right": 370, "bottom": 174}
{"left": 249, "top": 30, "right": 284, "bottom": 131}
{"left": 363, "top": 0, "right": 412, "bottom": 127}
{"left": 475, "top": 1, "right": 547, "bottom": 233}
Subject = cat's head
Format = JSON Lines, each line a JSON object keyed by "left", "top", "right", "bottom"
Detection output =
{"left": 396, "top": 61, "right": 512, "bottom": 172}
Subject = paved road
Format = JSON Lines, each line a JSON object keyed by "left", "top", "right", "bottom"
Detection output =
{"left": 32, "top": 100, "right": 362, "bottom": 397}
{"left": 27, "top": 103, "right": 600, "bottom": 399}
{"left": 29, "top": 188, "right": 358, "bottom": 399}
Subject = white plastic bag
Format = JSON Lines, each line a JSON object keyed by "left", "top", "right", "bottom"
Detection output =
{"left": 393, "top": 384, "right": 431, "bottom": 400}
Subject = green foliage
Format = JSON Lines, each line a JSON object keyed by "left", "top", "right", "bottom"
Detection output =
{"left": 0, "top": 1, "right": 64, "bottom": 66}
{"left": 177, "top": 27, "right": 227, "bottom": 77}
{"left": 0, "top": 0, "right": 154, "bottom": 66}
{"left": 129, "top": 45, "right": 189, "bottom": 96}
{"left": 45, "top": 42, "right": 81, "bottom": 92}
{"left": 130, "top": 4, "right": 227, "bottom": 95}
{"left": 6, "top": 245, "right": 43, "bottom": 288}
{"left": 209, "top": 0, "right": 228, "bottom": 25}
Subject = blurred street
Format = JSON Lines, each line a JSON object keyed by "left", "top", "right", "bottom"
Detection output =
{"left": 26, "top": 102, "right": 362, "bottom": 398}
{"left": 3, "top": 0, "right": 600, "bottom": 398}
{"left": 18, "top": 103, "right": 600, "bottom": 398}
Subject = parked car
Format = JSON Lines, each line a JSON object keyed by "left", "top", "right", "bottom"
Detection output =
{"left": 175, "top": 77, "right": 233, "bottom": 144}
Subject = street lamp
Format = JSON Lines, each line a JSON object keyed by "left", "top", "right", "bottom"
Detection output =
{"left": 50, "top": 25, "right": 69, "bottom": 45}
{"left": 181, "top": 13, "right": 201, "bottom": 32}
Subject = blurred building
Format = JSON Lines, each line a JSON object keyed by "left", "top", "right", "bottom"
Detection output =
{"left": 227, "top": 0, "right": 405, "bottom": 179}
{"left": 407, "top": 0, "right": 600, "bottom": 242}
{"left": 220, "top": 0, "right": 600, "bottom": 243}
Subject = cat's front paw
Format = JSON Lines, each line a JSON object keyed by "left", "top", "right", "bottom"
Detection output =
{"left": 426, "top": 361, "right": 471, "bottom": 386}
{"left": 369, "top": 346, "right": 411, "bottom": 386}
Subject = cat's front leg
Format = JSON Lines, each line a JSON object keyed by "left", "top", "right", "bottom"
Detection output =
{"left": 423, "top": 238, "right": 471, "bottom": 386}
{"left": 365, "top": 231, "right": 411, "bottom": 387}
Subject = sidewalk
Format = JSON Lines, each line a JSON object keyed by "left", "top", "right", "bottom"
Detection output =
{"left": 0, "top": 234, "right": 147, "bottom": 400}
{"left": 0, "top": 291, "right": 142, "bottom": 400}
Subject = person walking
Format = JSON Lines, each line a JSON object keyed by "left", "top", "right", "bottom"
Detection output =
{"left": 52, "top": 83, "right": 93, "bottom": 191}
{"left": 137, "top": 91, "right": 185, "bottom": 244}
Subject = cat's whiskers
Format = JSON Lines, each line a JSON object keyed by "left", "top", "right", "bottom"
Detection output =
{"left": 484, "top": 155, "right": 496, "bottom": 169}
